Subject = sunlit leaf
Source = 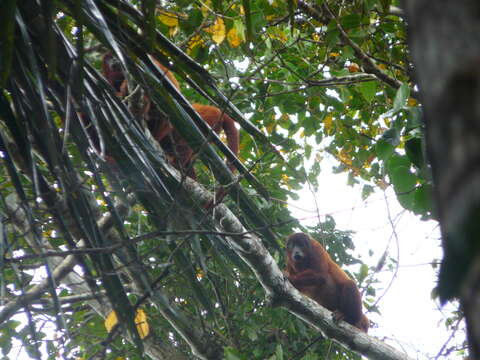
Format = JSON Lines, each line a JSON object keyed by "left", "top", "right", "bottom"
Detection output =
{"left": 104, "top": 311, "right": 118, "bottom": 333}
{"left": 407, "top": 97, "right": 418, "bottom": 106}
{"left": 205, "top": 17, "right": 226, "bottom": 44}
{"left": 158, "top": 11, "right": 178, "bottom": 27}
{"left": 135, "top": 309, "right": 150, "bottom": 339}
{"left": 227, "top": 27, "right": 242, "bottom": 47}
{"left": 324, "top": 114, "right": 334, "bottom": 135}
{"left": 187, "top": 34, "right": 204, "bottom": 52}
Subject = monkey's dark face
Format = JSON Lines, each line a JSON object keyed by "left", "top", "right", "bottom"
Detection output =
{"left": 286, "top": 233, "right": 312, "bottom": 266}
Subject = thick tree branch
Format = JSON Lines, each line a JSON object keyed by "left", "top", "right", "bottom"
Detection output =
{"left": 180, "top": 176, "right": 412, "bottom": 360}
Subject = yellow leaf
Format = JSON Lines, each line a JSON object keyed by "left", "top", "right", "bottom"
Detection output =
{"left": 338, "top": 148, "right": 352, "bottom": 166}
{"left": 227, "top": 28, "right": 242, "bottom": 47}
{"left": 158, "top": 11, "right": 178, "bottom": 27}
{"left": 205, "top": 17, "right": 226, "bottom": 44}
{"left": 281, "top": 174, "right": 292, "bottom": 189}
{"left": 265, "top": 123, "right": 275, "bottom": 134}
{"left": 268, "top": 28, "right": 287, "bottom": 43}
{"left": 187, "top": 35, "right": 204, "bottom": 53}
{"left": 135, "top": 309, "right": 149, "bottom": 339}
{"left": 378, "top": 63, "right": 387, "bottom": 70}
{"left": 105, "top": 311, "right": 118, "bottom": 333}
{"left": 105, "top": 309, "right": 149, "bottom": 338}
{"left": 329, "top": 52, "right": 340, "bottom": 58}
{"left": 324, "top": 114, "right": 334, "bottom": 135}
{"left": 407, "top": 97, "right": 418, "bottom": 106}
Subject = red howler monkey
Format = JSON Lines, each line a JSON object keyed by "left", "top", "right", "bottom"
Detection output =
{"left": 285, "top": 233, "right": 369, "bottom": 332}
{"left": 102, "top": 53, "right": 126, "bottom": 97}
{"left": 154, "top": 104, "right": 239, "bottom": 177}
{"left": 101, "top": 53, "right": 239, "bottom": 175}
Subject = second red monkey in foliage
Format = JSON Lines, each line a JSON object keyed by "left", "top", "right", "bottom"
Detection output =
{"left": 101, "top": 53, "right": 239, "bottom": 176}
{"left": 285, "top": 232, "right": 369, "bottom": 332}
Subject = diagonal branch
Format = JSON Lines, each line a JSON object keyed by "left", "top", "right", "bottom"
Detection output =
{"left": 179, "top": 174, "right": 412, "bottom": 360}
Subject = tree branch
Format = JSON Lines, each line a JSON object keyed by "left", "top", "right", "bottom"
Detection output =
{"left": 180, "top": 175, "right": 412, "bottom": 360}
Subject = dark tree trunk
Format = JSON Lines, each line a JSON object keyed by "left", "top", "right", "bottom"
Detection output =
{"left": 403, "top": 0, "right": 480, "bottom": 357}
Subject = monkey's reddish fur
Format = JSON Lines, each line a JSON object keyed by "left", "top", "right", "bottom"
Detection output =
{"left": 285, "top": 233, "right": 369, "bottom": 332}
{"left": 101, "top": 54, "right": 239, "bottom": 175}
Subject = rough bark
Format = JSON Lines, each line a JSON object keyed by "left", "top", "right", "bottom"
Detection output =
{"left": 403, "top": 0, "right": 480, "bottom": 356}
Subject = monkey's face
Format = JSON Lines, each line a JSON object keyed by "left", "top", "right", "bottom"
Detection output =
{"left": 286, "top": 233, "right": 312, "bottom": 266}
{"left": 102, "top": 54, "right": 124, "bottom": 91}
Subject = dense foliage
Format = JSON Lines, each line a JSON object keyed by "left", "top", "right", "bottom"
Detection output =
{"left": 0, "top": 0, "right": 441, "bottom": 359}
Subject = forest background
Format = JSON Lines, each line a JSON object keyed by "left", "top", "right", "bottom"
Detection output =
{"left": 0, "top": 1, "right": 476, "bottom": 359}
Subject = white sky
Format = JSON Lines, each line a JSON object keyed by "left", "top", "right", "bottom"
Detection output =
{"left": 291, "top": 157, "right": 465, "bottom": 359}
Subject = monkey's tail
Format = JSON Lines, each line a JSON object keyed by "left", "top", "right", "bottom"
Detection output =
{"left": 222, "top": 114, "right": 239, "bottom": 170}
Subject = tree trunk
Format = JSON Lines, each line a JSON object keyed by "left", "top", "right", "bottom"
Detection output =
{"left": 403, "top": 0, "right": 480, "bottom": 357}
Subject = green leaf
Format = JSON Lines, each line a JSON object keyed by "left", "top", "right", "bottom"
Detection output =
{"left": 275, "top": 344, "right": 284, "bottom": 360}
{"left": 361, "top": 184, "right": 374, "bottom": 200}
{"left": 389, "top": 165, "right": 416, "bottom": 193}
{"left": 340, "top": 14, "right": 361, "bottom": 30}
{"left": 380, "top": 127, "right": 400, "bottom": 146}
{"left": 397, "top": 190, "right": 415, "bottom": 210}
{"left": 414, "top": 184, "right": 433, "bottom": 215}
{"left": 406, "top": 106, "right": 423, "bottom": 131}
{"left": 386, "top": 154, "right": 410, "bottom": 174}
{"left": 224, "top": 347, "right": 247, "bottom": 360}
{"left": 358, "top": 264, "right": 369, "bottom": 282}
{"left": 389, "top": 162, "right": 417, "bottom": 211}
{"left": 325, "top": 28, "right": 340, "bottom": 48}
{"left": 393, "top": 83, "right": 410, "bottom": 112}
{"left": 247, "top": 327, "right": 259, "bottom": 341}
{"left": 375, "top": 139, "right": 394, "bottom": 161}
{"left": 405, "top": 137, "right": 424, "bottom": 168}
{"left": 357, "top": 81, "right": 377, "bottom": 102}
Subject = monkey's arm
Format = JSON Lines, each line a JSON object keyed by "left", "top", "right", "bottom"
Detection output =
{"left": 287, "top": 269, "right": 326, "bottom": 287}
